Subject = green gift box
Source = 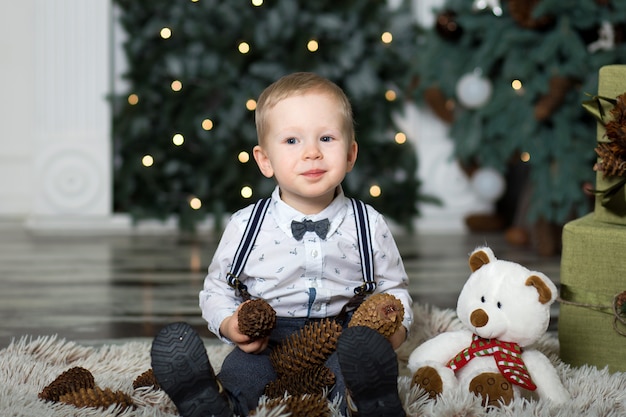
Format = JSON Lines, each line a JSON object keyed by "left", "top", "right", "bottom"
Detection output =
{"left": 559, "top": 213, "right": 626, "bottom": 373}
{"left": 585, "top": 65, "right": 626, "bottom": 224}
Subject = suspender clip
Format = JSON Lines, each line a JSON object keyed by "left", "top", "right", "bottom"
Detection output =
{"left": 227, "top": 273, "right": 251, "bottom": 301}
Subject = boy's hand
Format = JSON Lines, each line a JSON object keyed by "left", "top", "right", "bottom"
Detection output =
{"left": 219, "top": 304, "right": 270, "bottom": 354}
{"left": 388, "top": 325, "right": 407, "bottom": 350}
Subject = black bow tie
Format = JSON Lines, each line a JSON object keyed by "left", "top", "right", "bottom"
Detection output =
{"left": 291, "top": 219, "right": 330, "bottom": 241}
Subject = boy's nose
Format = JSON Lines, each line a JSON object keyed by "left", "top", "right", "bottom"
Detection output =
{"left": 303, "top": 143, "right": 322, "bottom": 159}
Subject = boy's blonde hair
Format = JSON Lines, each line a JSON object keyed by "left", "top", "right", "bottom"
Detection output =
{"left": 255, "top": 72, "right": 355, "bottom": 144}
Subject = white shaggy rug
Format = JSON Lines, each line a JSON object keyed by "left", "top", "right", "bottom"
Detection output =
{"left": 1, "top": 303, "right": 625, "bottom": 417}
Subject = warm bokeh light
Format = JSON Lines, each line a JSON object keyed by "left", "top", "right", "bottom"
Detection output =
{"left": 385, "top": 89, "right": 397, "bottom": 101}
{"left": 307, "top": 39, "right": 319, "bottom": 52}
{"left": 127, "top": 94, "right": 139, "bottom": 105}
{"left": 369, "top": 185, "right": 382, "bottom": 197}
{"left": 246, "top": 99, "right": 257, "bottom": 111}
{"left": 202, "top": 119, "right": 214, "bottom": 131}
{"left": 160, "top": 27, "right": 172, "bottom": 39}
{"left": 142, "top": 155, "right": 154, "bottom": 167}
{"left": 238, "top": 151, "right": 250, "bottom": 163}
{"left": 189, "top": 197, "right": 202, "bottom": 210}
{"left": 394, "top": 132, "right": 407, "bottom": 144}
{"left": 171, "top": 80, "right": 183, "bottom": 91}
{"left": 520, "top": 152, "right": 531, "bottom": 162}
{"left": 172, "top": 133, "right": 184, "bottom": 146}
{"left": 238, "top": 42, "right": 250, "bottom": 54}
{"left": 381, "top": 32, "right": 393, "bottom": 44}
{"left": 241, "top": 186, "right": 253, "bottom": 199}
{"left": 512, "top": 79, "right": 523, "bottom": 90}
{"left": 251, "top": 0, "right": 263, "bottom": 5}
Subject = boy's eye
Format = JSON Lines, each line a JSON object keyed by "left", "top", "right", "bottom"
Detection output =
{"left": 320, "top": 136, "right": 333, "bottom": 142}
{"left": 286, "top": 137, "right": 297, "bottom": 144}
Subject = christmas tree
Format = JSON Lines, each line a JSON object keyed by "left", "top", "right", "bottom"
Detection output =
{"left": 412, "top": 0, "right": 626, "bottom": 232}
{"left": 112, "top": 0, "right": 424, "bottom": 232}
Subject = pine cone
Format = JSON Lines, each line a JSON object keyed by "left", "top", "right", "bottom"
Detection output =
{"left": 59, "top": 387, "right": 134, "bottom": 411}
{"left": 238, "top": 298, "right": 277, "bottom": 340}
{"left": 264, "top": 364, "right": 335, "bottom": 398}
{"left": 349, "top": 293, "right": 404, "bottom": 339}
{"left": 508, "top": 0, "right": 554, "bottom": 29}
{"left": 133, "top": 369, "right": 160, "bottom": 390}
{"left": 251, "top": 393, "right": 330, "bottom": 417}
{"left": 39, "top": 366, "right": 96, "bottom": 402}
{"left": 596, "top": 93, "right": 626, "bottom": 177}
{"left": 270, "top": 318, "right": 343, "bottom": 377}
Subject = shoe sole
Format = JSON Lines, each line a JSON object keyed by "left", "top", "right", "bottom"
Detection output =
{"left": 337, "top": 326, "right": 405, "bottom": 417}
{"left": 151, "top": 322, "right": 231, "bottom": 417}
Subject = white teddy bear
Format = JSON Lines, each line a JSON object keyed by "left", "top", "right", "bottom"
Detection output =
{"left": 407, "top": 246, "right": 570, "bottom": 407}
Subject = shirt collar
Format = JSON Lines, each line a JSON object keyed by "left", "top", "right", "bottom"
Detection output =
{"left": 269, "top": 185, "right": 349, "bottom": 240}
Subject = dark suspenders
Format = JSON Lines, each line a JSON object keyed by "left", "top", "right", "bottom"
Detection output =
{"left": 225, "top": 197, "right": 377, "bottom": 305}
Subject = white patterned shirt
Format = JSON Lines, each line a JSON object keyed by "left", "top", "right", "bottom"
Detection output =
{"left": 199, "top": 186, "right": 413, "bottom": 343}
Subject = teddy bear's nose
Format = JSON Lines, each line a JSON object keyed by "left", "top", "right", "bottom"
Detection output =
{"left": 470, "top": 308, "right": 489, "bottom": 327}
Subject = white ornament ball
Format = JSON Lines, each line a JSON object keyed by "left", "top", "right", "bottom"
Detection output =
{"left": 456, "top": 72, "right": 493, "bottom": 109}
{"left": 471, "top": 167, "right": 506, "bottom": 202}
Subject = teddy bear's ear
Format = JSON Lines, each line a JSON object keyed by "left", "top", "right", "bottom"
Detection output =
{"left": 525, "top": 275, "right": 554, "bottom": 304}
{"left": 468, "top": 246, "right": 496, "bottom": 272}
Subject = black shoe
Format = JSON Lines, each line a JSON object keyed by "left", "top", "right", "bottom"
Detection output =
{"left": 151, "top": 322, "right": 232, "bottom": 417}
{"left": 337, "top": 326, "right": 405, "bottom": 417}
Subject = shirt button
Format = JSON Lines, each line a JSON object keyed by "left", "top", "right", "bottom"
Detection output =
{"left": 312, "top": 250, "right": 318, "bottom": 258}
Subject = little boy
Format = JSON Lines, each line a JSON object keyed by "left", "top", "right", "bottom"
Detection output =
{"left": 151, "top": 72, "right": 412, "bottom": 417}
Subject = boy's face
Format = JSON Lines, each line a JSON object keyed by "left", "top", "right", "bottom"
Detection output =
{"left": 253, "top": 91, "right": 358, "bottom": 214}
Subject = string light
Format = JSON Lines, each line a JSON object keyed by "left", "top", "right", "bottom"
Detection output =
{"left": 385, "top": 89, "right": 397, "bottom": 101}
{"left": 520, "top": 152, "right": 531, "bottom": 162}
{"left": 189, "top": 197, "right": 202, "bottom": 210}
{"left": 172, "top": 133, "right": 184, "bottom": 146}
{"left": 127, "top": 94, "right": 139, "bottom": 105}
{"left": 246, "top": 99, "right": 257, "bottom": 111}
{"left": 369, "top": 185, "right": 382, "bottom": 198}
{"left": 171, "top": 80, "right": 183, "bottom": 91}
{"left": 381, "top": 32, "right": 393, "bottom": 44}
{"left": 202, "top": 119, "right": 214, "bottom": 131}
{"left": 238, "top": 151, "right": 250, "bottom": 163}
{"left": 241, "top": 186, "right": 253, "bottom": 199}
{"left": 142, "top": 155, "right": 154, "bottom": 167}
{"left": 238, "top": 42, "right": 250, "bottom": 54}
{"left": 307, "top": 39, "right": 319, "bottom": 52}
{"left": 160, "top": 27, "right": 172, "bottom": 39}
{"left": 251, "top": 0, "right": 263, "bottom": 5}
{"left": 394, "top": 132, "right": 407, "bottom": 144}
{"left": 511, "top": 79, "right": 523, "bottom": 90}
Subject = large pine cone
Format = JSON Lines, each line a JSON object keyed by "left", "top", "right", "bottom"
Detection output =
{"left": 133, "top": 369, "right": 160, "bottom": 390}
{"left": 270, "top": 318, "right": 342, "bottom": 377}
{"left": 251, "top": 393, "right": 330, "bottom": 417}
{"left": 238, "top": 298, "right": 277, "bottom": 340}
{"left": 59, "top": 387, "right": 134, "bottom": 410}
{"left": 39, "top": 366, "right": 96, "bottom": 402}
{"left": 349, "top": 293, "right": 404, "bottom": 339}
{"left": 264, "top": 364, "right": 335, "bottom": 398}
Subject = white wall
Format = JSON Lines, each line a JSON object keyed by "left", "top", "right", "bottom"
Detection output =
{"left": 0, "top": 1, "right": 36, "bottom": 215}
{"left": 0, "top": 0, "right": 112, "bottom": 228}
{"left": 0, "top": 0, "right": 488, "bottom": 233}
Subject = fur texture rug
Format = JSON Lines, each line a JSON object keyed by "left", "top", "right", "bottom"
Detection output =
{"left": 1, "top": 303, "right": 625, "bottom": 417}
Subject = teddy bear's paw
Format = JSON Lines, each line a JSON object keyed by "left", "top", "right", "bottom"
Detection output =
{"left": 411, "top": 366, "right": 443, "bottom": 400}
{"left": 468, "top": 372, "right": 513, "bottom": 408}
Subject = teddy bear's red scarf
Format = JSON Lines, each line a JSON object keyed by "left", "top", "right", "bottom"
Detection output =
{"left": 446, "top": 334, "right": 537, "bottom": 391}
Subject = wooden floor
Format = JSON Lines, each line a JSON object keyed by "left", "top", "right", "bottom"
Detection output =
{"left": 0, "top": 221, "right": 562, "bottom": 348}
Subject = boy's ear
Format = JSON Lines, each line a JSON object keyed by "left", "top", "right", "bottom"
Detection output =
{"left": 346, "top": 141, "right": 358, "bottom": 172}
{"left": 253, "top": 145, "right": 274, "bottom": 178}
